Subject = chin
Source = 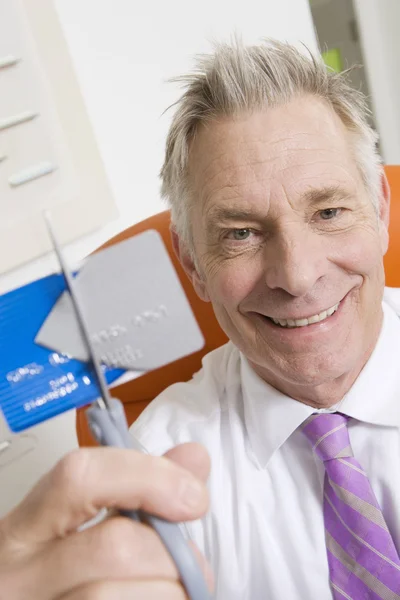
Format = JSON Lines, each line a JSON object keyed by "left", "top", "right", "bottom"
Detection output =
{"left": 252, "top": 348, "right": 357, "bottom": 389}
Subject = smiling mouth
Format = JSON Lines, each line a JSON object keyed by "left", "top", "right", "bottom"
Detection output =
{"left": 266, "top": 302, "right": 341, "bottom": 328}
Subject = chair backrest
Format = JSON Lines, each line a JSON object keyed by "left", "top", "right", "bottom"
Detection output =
{"left": 384, "top": 166, "right": 400, "bottom": 287}
{"left": 76, "top": 165, "right": 400, "bottom": 446}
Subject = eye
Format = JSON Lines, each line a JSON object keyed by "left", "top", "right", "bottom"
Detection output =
{"left": 228, "top": 228, "right": 252, "bottom": 241}
{"left": 319, "top": 208, "right": 342, "bottom": 220}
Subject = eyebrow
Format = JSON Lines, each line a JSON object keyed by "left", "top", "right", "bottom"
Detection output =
{"left": 206, "top": 207, "right": 263, "bottom": 226}
{"left": 206, "top": 186, "right": 354, "bottom": 227}
{"left": 302, "top": 185, "right": 354, "bottom": 206}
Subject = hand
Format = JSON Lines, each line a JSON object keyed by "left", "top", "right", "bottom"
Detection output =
{"left": 0, "top": 442, "right": 212, "bottom": 599}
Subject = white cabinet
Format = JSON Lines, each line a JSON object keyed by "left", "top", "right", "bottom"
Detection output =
{"left": 0, "top": 0, "right": 117, "bottom": 274}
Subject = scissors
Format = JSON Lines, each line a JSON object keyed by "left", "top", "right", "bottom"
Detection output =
{"left": 44, "top": 212, "right": 212, "bottom": 600}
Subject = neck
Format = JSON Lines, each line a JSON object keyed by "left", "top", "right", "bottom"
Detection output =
{"left": 258, "top": 368, "right": 363, "bottom": 409}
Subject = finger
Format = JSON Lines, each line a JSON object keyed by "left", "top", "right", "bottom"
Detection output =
{"left": 56, "top": 579, "right": 187, "bottom": 600}
{"left": 35, "top": 517, "right": 213, "bottom": 597}
{"left": 20, "top": 516, "right": 213, "bottom": 600}
{"left": 1, "top": 447, "right": 208, "bottom": 550}
{"left": 164, "top": 443, "right": 211, "bottom": 483}
{"left": 29, "top": 517, "right": 180, "bottom": 599}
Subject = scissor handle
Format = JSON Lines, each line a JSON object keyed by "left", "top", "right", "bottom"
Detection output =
{"left": 86, "top": 398, "right": 213, "bottom": 600}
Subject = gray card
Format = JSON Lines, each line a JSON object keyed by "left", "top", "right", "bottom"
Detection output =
{"left": 35, "top": 230, "right": 204, "bottom": 371}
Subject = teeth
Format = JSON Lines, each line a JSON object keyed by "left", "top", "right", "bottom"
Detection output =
{"left": 307, "top": 314, "right": 320, "bottom": 324}
{"left": 271, "top": 303, "right": 340, "bottom": 328}
{"left": 296, "top": 319, "right": 308, "bottom": 327}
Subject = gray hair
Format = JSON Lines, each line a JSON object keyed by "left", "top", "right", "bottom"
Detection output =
{"left": 160, "top": 38, "right": 381, "bottom": 247}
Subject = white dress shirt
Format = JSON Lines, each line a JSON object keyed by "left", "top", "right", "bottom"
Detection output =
{"left": 130, "top": 288, "right": 400, "bottom": 599}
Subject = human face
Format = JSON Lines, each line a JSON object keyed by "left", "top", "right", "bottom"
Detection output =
{"left": 179, "top": 97, "right": 390, "bottom": 406}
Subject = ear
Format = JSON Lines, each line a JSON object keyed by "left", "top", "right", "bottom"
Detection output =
{"left": 171, "top": 228, "right": 210, "bottom": 302}
{"left": 378, "top": 169, "right": 391, "bottom": 255}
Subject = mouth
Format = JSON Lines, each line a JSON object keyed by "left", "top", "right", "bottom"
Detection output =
{"left": 265, "top": 301, "right": 341, "bottom": 329}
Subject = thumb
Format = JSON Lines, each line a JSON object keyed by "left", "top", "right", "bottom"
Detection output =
{"left": 164, "top": 442, "right": 211, "bottom": 484}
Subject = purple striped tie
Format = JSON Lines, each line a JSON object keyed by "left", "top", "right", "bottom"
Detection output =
{"left": 302, "top": 413, "right": 400, "bottom": 599}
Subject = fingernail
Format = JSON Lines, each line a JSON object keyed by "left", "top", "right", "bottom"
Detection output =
{"left": 181, "top": 478, "right": 204, "bottom": 509}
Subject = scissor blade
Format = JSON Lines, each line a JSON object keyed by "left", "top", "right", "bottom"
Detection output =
{"left": 43, "top": 211, "right": 112, "bottom": 410}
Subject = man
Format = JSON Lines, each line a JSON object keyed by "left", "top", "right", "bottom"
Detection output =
{"left": 1, "top": 39, "right": 399, "bottom": 599}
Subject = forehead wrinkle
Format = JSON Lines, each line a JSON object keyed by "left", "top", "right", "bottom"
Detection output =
{"left": 201, "top": 170, "right": 276, "bottom": 217}
{"left": 194, "top": 123, "right": 344, "bottom": 183}
{"left": 193, "top": 131, "right": 285, "bottom": 182}
{"left": 198, "top": 161, "right": 268, "bottom": 208}
{"left": 203, "top": 175, "right": 275, "bottom": 227}
{"left": 200, "top": 142, "right": 350, "bottom": 201}
{"left": 200, "top": 154, "right": 357, "bottom": 218}
{"left": 276, "top": 157, "right": 358, "bottom": 185}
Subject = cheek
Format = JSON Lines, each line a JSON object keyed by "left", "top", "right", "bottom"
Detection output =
{"left": 207, "top": 261, "right": 260, "bottom": 307}
{"left": 334, "top": 229, "right": 384, "bottom": 278}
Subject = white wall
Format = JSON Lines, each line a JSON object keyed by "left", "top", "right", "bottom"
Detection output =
{"left": 0, "top": 0, "right": 317, "bottom": 516}
{"left": 353, "top": 0, "right": 400, "bottom": 164}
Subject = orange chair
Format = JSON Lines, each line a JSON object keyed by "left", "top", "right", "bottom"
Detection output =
{"left": 76, "top": 165, "right": 400, "bottom": 446}
{"left": 384, "top": 166, "right": 400, "bottom": 287}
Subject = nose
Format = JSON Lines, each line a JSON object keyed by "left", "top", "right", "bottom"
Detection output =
{"left": 264, "top": 226, "right": 325, "bottom": 297}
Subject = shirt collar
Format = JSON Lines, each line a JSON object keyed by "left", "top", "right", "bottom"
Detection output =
{"left": 241, "top": 297, "right": 400, "bottom": 468}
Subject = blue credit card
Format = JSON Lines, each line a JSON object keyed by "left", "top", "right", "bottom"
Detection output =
{"left": 0, "top": 273, "right": 124, "bottom": 432}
